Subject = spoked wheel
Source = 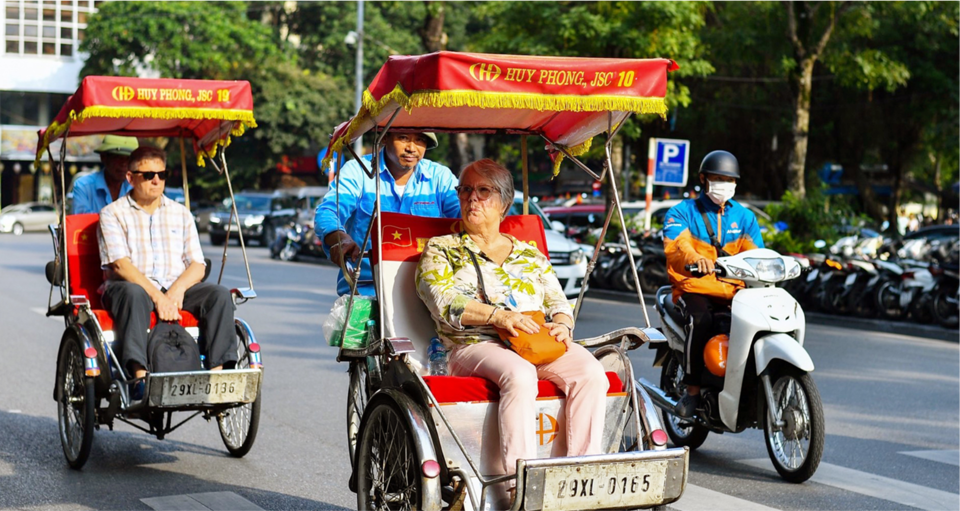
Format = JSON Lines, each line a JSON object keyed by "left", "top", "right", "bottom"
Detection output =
{"left": 218, "top": 337, "right": 262, "bottom": 457}
{"left": 347, "top": 359, "right": 370, "bottom": 467}
{"left": 57, "top": 337, "right": 95, "bottom": 469}
{"left": 763, "top": 369, "right": 824, "bottom": 483}
{"left": 660, "top": 355, "right": 709, "bottom": 449}
{"left": 356, "top": 400, "right": 421, "bottom": 510}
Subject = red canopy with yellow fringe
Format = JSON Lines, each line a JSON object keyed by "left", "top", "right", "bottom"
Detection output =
{"left": 323, "top": 51, "right": 678, "bottom": 173}
{"left": 36, "top": 76, "right": 256, "bottom": 167}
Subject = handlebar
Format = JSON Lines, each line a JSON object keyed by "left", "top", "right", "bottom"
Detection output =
{"left": 685, "top": 263, "right": 723, "bottom": 278}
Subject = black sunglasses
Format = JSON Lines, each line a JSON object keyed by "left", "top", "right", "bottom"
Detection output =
{"left": 131, "top": 170, "right": 167, "bottom": 180}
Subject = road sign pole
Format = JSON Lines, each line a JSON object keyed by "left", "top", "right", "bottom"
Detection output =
{"left": 645, "top": 137, "right": 656, "bottom": 232}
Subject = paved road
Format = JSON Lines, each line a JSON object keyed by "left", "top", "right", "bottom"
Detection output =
{"left": 1, "top": 232, "right": 957, "bottom": 510}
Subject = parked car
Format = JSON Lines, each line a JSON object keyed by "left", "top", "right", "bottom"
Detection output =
{"left": 207, "top": 191, "right": 296, "bottom": 246}
{"left": 0, "top": 202, "right": 59, "bottom": 235}
{"left": 511, "top": 194, "right": 587, "bottom": 299}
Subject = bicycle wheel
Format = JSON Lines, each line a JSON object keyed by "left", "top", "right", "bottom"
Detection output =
{"left": 347, "top": 359, "right": 369, "bottom": 467}
{"left": 218, "top": 335, "right": 261, "bottom": 457}
{"left": 356, "top": 400, "right": 421, "bottom": 510}
{"left": 57, "top": 336, "right": 95, "bottom": 469}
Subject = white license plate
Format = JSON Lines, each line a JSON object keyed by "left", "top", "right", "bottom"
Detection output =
{"left": 540, "top": 460, "right": 667, "bottom": 511}
{"left": 844, "top": 273, "right": 857, "bottom": 286}
{"left": 161, "top": 373, "right": 247, "bottom": 406}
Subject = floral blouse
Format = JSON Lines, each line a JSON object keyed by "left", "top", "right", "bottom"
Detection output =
{"left": 416, "top": 232, "right": 573, "bottom": 346}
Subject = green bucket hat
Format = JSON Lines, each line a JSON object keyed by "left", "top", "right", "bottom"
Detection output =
{"left": 422, "top": 132, "right": 438, "bottom": 150}
{"left": 95, "top": 135, "right": 139, "bottom": 156}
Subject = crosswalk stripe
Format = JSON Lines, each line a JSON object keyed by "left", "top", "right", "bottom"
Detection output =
{"left": 738, "top": 459, "right": 960, "bottom": 511}
{"left": 141, "top": 491, "right": 263, "bottom": 511}
{"left": 900, "top": 449, "right": 960, "bottom": 467}
{"left": 669, "top": 483, "right": 781, "bottom": 511}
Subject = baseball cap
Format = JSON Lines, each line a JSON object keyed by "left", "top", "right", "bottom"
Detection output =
{"left": 95, "top": 135, "right": 139, "bottom": 156}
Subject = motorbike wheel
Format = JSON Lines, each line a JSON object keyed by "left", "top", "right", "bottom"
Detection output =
{"left": 762, "top": 369, "right": 824, "bottom": 483}
{"left": 660, "top": 355, "right": 709, "bottom": 449}
{"left": 356, "top": 400, "right": 422, "bottom": 510}
{"left": 931, "top": 287, "right": 959, "bottom": 328}
{"left": 57, "top": 336, "right": 96, "bottom": 469}
{"left": 874, "top": 280, "right": 905, "bottom": 320}
{"left": 640, "top": 260, "right": 668, "bottom": 292}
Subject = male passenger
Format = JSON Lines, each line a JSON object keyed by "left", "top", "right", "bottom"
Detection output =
{"left": 663, "top": 150, "right": 764, "bottom": 417}
{"left": 72, "top": 135, "right": 139, "bottom": 214}
{"left": 98, "top": 146, "right": 237, "bottom": 398}
{"left": 315, "top": 132, "right": 460, "bottom": 295}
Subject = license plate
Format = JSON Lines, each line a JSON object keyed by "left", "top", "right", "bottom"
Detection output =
{"left": 844, "top": 273, "right": 857, "bottom": 286}
{"left": 161, "top": 373, "right": 247, "bottom": 406}
{"left": 540, "top": 460, "right": 667, "bottom": 511}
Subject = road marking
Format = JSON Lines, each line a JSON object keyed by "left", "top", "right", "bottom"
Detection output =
{"left": 669, "top": 483, "right": 780, "bottom": 511}
{"left": 141, "top": 491, "right": 263, "bottom": 511}
{"left": 8, "top": 409, "right": 21, "bottom": 413}
{"left": 900, "top": 449, "right": 960, "bottom": 467}
{"left": 738, "top": 458, "right": 960, "bottom": 511}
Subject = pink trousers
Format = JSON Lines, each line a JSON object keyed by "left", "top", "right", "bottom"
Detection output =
{"left": 449, "top": 340, "right": 608, "bottom": 476}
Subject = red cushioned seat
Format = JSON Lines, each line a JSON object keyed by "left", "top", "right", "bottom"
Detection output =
{"left": 65, "top": 214, "right": 201, "bottom": 332}
{"left": 424, "top": 372, "right": 624, "bottom": 404}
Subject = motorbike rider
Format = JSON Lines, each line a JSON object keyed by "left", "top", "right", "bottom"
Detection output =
{"left": 662, "top": 150, "right": 764, "bottom": 418}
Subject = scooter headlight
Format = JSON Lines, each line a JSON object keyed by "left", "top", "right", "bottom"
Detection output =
{"left": 726, "top": 265, "right": 756, "bottom": 279}
{"left": 744, "top": 257, "right": 786, "bottom": 282}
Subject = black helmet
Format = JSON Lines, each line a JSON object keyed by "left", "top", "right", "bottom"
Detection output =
{"left": 699, "top": 150, "right": 740, "bottom": 179}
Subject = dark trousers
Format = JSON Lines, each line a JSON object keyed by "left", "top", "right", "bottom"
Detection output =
{"left": 102, "top": 281, "right": 238, "bottom": 373}
{"left": 677, "top": 293, "right": 721, "bottom": 386}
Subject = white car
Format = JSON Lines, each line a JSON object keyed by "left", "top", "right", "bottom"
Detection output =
{"left": 0, "top": 202, "right": 59, "bottom": 235}
{"left": 510, "top": 194, "right": 587, "bottom": 299}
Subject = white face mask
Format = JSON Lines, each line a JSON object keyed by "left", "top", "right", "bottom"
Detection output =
{"left": 706, "top": 179, "right": 736, "bottom": 205}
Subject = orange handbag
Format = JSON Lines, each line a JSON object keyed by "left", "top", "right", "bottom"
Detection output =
{"left": 468, "top": 251, "right": 566, "bottom": 365}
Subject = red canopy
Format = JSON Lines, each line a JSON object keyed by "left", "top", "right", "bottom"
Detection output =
{"left": 324, "top": 52, "right": 678, "bottom": 172}
{"left": 36, "top": 76, "right": 256, "bottom": 166}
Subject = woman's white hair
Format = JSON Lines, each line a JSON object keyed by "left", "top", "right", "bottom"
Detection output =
{"left": 460, "top": 159, "right": 514, "bottom": 218}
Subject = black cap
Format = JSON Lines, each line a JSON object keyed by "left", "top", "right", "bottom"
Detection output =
{"left": 699, "top": 150, "right": 740, "bottom": 179}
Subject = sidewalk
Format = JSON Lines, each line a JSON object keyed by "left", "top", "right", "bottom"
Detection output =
{"left": 585, "top": 289, "right": 958, "bottom": 343}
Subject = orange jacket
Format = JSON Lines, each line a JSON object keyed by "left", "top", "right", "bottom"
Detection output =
{"left": 662, "top": 196, "right": 763, "bottom": 301}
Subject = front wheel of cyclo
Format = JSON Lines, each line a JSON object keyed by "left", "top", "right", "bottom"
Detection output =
{"left": 356, "top": 400, "right": 422, "bottom": 511}
{"left": 218, "top": 331, "right": 262, "bottom": 457}
{"left": 660, "top": 355, "right": 709, "bottom": 449}
{"left": 347, "top": 359, "right": 369, "bottom": 467}
{"left": 57, "top": 334, "right": 96, "bottom": 469}
{"left": 763, "top": 369, "right": 824, "bottom": 483}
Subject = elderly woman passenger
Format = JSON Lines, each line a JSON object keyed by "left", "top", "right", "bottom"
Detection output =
{"left": 416, "top": 159, "right": 608, "bottom": 481}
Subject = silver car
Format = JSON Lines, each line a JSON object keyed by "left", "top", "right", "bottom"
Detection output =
{"left": 0, "top": 202, "right": 59, "bottom": 235}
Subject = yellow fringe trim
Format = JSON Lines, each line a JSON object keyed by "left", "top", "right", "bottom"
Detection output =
{"left": 322, "top": 85, "right": 667, "bottom": 173}
{"left": 36, "top": 106, "right": 257, "bottom": 167}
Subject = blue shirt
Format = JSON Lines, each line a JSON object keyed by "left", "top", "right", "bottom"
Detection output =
{"left": 71, "top": 171, "right": 133, "bottom": 215}
{"left": 315, "top": 151, "right": 461, "bottom": 295}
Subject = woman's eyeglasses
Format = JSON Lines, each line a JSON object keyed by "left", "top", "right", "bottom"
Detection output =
{"left": 456, "top": 185, "right": 497, "bottom": 200}
{"left": 131, "top": 170, "right": 167, "bottom": 180}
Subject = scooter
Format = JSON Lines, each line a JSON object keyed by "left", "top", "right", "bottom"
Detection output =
{"left": 639, "top": 248, "right": 824, "bottom": 483}
{"left": 269, "top": 221, "right": 304, "bottom": 262}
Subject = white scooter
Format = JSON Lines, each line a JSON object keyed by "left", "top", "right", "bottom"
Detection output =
{"left": 638, "top": 248, "right": 825, "bottom": 483}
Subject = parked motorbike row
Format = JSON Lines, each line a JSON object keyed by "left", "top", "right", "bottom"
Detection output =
{"left": 268, "top": 221, "right": 326, "bottom": 262}
{"left": 784, "top": 236, "right": 959, "bottom": 328}
{"left": 588, "top": 231, "right": 670, "bottom": 293}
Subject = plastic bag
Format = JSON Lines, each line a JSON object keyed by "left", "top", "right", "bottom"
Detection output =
{"left": 323, "top": 295, "right": 377, "bottom": 348}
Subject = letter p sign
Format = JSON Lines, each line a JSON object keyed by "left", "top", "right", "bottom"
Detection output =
{"left": 662, "top": 144, "right": 680, "bottom": 163}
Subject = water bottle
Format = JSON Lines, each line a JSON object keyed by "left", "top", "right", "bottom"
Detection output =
{"left": 427, "top": 337, "right": 448, "bottom": 376}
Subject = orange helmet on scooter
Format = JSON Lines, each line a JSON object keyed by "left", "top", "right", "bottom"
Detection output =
{"left": 704, "top": 334, "right": 729, "bottom": 377}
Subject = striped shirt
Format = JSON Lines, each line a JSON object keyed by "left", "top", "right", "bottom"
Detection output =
{"left": 98, "top": 193, "right": 204, "bottom": 290}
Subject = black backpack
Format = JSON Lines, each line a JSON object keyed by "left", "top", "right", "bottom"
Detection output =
{"left": 147, "top": 322, "right": 203, "bottom": 373}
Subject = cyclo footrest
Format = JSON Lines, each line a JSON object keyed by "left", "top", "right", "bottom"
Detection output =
{"left": 516, "top": 447, "right": 688, "bottom": 511}
{"left": 146, "top": 369, "right": 261, "bottom": 408}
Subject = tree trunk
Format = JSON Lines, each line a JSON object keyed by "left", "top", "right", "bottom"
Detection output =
{"left": 787, "top": 58, "right": 814, "bottom": 199}
{"left": 420, "top": 1, "right": 446, "bottom": 53}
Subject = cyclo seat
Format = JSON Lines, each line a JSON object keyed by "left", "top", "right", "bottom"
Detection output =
{"left": 64, "top": 213, "right": 201, "bottom": 337}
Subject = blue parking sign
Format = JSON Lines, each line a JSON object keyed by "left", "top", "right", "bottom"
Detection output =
{"left": 652, "top": 138, "right": 690, "bottom": 187}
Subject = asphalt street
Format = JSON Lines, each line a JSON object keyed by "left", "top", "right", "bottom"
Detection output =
{"left": 1, "top": 232, "right": 957, "bottom": 510}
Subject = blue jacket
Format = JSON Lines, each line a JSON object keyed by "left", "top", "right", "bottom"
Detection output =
{"left": 315, "top": 152, "right": 460, "bottom": 295}
{"left": 71, "top": 171, "right": 133, "bottom": 215}
{"left": 662, "top": 195, "right": 764, "bottom": 301}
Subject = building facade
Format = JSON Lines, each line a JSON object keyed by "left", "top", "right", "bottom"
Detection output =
{"left": 1, "top": 0, "right": 102, "bottom": 208}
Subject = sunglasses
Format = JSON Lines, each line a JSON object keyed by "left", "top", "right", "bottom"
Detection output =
{"left": 131, "top": 170, "right": 167, "bottom": 180}
{"left": 456, "top": 185, "right": 498, "bottom": 200}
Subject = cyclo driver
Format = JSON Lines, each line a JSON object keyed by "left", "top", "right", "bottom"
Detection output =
{"left": 662, "top": 150, "right": 764, "bottom": 418}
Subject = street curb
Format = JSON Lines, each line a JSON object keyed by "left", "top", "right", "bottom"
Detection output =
{"left": 584, "top": 289, "right": 959, "bottom": 344}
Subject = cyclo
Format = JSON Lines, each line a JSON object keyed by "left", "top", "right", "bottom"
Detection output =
{"left": 324, "top": 52, "right": 689, "bottom": 510}
{"left": 37, "top": 76, "right": 264, "bottom": 469}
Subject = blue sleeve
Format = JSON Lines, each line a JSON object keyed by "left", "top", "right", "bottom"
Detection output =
{"left": 746, "top": 211, "right": 764, "bottom": 249}
{"left": 315, "top": 160, "right": 364, "bottom": 254}
{"left": 71, "top": 176, "right": 94, "bottom": 215}
{"left": 435, "top": 166, "right": 461, "bottom": 219}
